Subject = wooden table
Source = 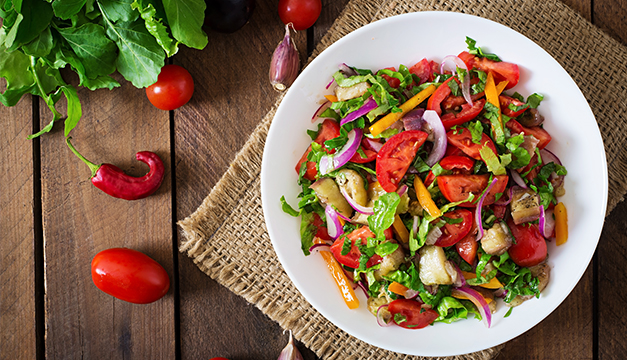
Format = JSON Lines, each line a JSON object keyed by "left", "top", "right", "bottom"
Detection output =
{"left": 1, "top": 0, "right": 626, "bottom": 359}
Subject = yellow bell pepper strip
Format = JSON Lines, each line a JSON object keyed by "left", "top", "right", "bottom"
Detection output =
{"left": 369, "top": 84, "right": 436, "bottom": 137}
{"left": 496, "top": 80, "right": 509, "bottom": 95}
{"left": 554, "top": 202, "right": 568, "bottom": 245}
{"left": 392, "top": 215, "right": 410, "bottom": 243}
{"left": 324, "top": 94, "right": 338, "bottom": 103}
{"left": 314, "top": 237, "right": 360, "bottom": 309}
{"left": 484, "top": 73, "right": 510, "bottom": 143}
{"left": 414, "top": 176, "right": 442, "bottom": 218}
{"left": 461, "top": 270, "right": 504, "bottom": 289}
{"left": 388, "top": 281, "right": 409, "bottom": 296}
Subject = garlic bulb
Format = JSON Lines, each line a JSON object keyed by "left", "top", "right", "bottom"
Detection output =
{"left": 277, "top": 330, "right": 303, "bottom": 360}
{"left": 269, "top": 24, "right": 300, "bottom": 91}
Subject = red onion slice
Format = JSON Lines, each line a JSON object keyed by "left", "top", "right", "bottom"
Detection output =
{"left": 475, "top": 177, "right": 499, "bottom": 241}
{"left": 510, "top": 169, "right": 527, "bottom": 189}
{"left": 440, "top": 55, "right": 472, "bottom": 106}
{"left": 538, "top": 205, "right": 556, "bottom": 238}
{"left": 376, "top": 304, "right": 393, "bottom": 327}
{"left": 326, "top": 78, "right": 334, "bottom": 89}
{"left": 451, "top": 286, "right": 492, "bottom": 328}
{"left": 426, "top": 226, "right": 443, "bottom": 246}
{"left": 312, "top": 101, "right": 333, "bottom": 123}
{"left": 422, "top": 110, "right": 447, "bottom": 166}
{"left": 452, "top": 262, "right": 467, "bottom": 288}
{"left": 319, "top": 128, "right": 363, "bottom": 175}
{"left": 364, "top": 137, "right": 383, "bottom": 152}
{"left": 356, "top": 281, "right": 369, "bottom": 298}
{"left": 539, "top": 148, "right": 565, "bottom": 189}
{"left": 325, "top": 205, "right": 343, "bottom": 239}
{"left": 494, "top": 187, "right": 514, "bottom": 206}
{"left": 308, "top": 243, "right": 331, "bottom": 253}
{"left": 336, "top": 211, "right": 353, "bottom": 223}
{"left": 340, "top": 97, "right": 378, "bottom": 126}
{"left": 340, "top": 186, "right": 374, "bottom": 215}
{"left": 404, "top": 289, "right": 420, "bottom": 300}
{"left": 412, "top": 215, "right": 419, "bottom": 234}
{"left": 396, "top": 184, "right": 408, "bottom": 197}
{"left": 402, "top": 109, "right": 425, "bottom": 131}
{"left": 339, "top": 63, "right": 358, "bottom": 77}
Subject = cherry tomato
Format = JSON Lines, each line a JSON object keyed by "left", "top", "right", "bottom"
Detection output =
{"left": 440, "top": 98, "right": 486, "bottom": 130}
{"left": 458, "top": 51, "right": 520, "bottom": 89}
{"left": 456, "top": 232, "right": 478, "bottom": 264}
{"left": 434, "top": 209, "right": 473, "bottom": 247}
{"left": 408, "top": 58, "right": 439, "bottom": 84}
{"left": 426, "top": 77, "right": 455, "bottom": 116}
{"left": 376, "top": 130, "right": 428, "bottom": 192}
{"left": 499, "top": 95, "right": 528, "bottom": 118}
{"left": 388, "top": 299, "right": 439, "bottom": 329}
{"left": 295, "top": 119, "right": 341, "bottom": 180}
{"left": 446, "top": 128, "right": 498, "bottom": 161}
{"left": 329, "top": 226, "right": 383, "bottom": 268}
{"left": 146, "top": 65, "right": 194, "bottom": 111}
{"left": 506, "top": 119, "right": 552, "bottom": 149}
{"left": 204, "top": 0, "right": 255, "bottom": 33}
{"left": 91, "top": 248, "right": 170, "bottom": 304}
{"left": 507, "top": 217, "right": 548, "bottom": 267}
{"left": 437, "top": 174, "right": 509, "bottom": 207}
{"left": 380, "top": 67, "right": 401, "bottom": 88}
{"left": 278, "top": 0, "right": 321, "bottom": 31}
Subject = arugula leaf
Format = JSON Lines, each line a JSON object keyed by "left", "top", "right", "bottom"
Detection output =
{"left": 483, "top": 102, "right": 505, "bottom": 144}
{"left": 5, "top": 0, "right": 54, "bottom": 51}
{"left": 0, "top": 43, "right": 36, "bottom": 106}
{"left": 61, "top": 84, "right": 82, "bottom": 137}
{"left": 465, "top": 36, "right": 501, "bottom": 62}
{"left": 22, "top": 26, "right": 54, "bottom": 57}
{"left": 299, "top": 212, "right": 317, "bottom": 256}
{"left": 505, "top": 133, "right": 532, "bottom": 169}
{"left": 101, "top": 15, "right": 166, "bottom": 88}
{"left": 526, "top": 93, "right": 544, "bottom": 108}
{"left": 56, "top": 23, "right": 118, "bottom": 79}
{"left": 132, "top": 0, "right": 178, "bottom": 56}
{"left": 98, "top": 0, "right": 139, "bottom": 22}
{"left": 52, "top": 0, "right": 88, "bottom": 20}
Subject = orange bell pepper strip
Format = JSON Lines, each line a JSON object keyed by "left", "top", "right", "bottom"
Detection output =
{"left": 313, "top": 237, "right": 359, "bottom": 309}
{"left": 388, "top": 281, "right": 409, "bottom": 296}
{"left": 392, "top": 215, "right": 410, "bottom": 243}
{"left": 324, "top": 94, "right": 338, "bottom": 103}
{"left": 414, "top": 176, "right": 441, "bottom": 218}
{"left": 369, "top": 84, "right": 436, "bottom": 137}
{"left": 461, "top": 270, "right": 503, "bottom": 289}
{"left": 554, "top": 202, "right": 568, "bottom": 245}
{"left": 452, "top": 287, "right": 493, "bottom": 304}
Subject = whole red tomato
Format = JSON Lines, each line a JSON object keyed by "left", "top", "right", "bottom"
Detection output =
{"left": 91, "top": 248, "right": 170, "bottom": 304}
{"left": 278, "top": 0, "right": 322, "bottom": 30}
{"left": 146, "top": 64, "right": 194, "bottom": 110}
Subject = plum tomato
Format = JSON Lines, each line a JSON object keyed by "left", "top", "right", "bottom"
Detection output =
{"left": 278, "top": 0, "right": 322, "bottom": 31}
{"left": 146, "top": 65, "right": 194, "bottom": 111}
{"left": 91, "top": 248, "right": 170, "bottom": 304}
{"left": 205, "top": 0, "right": 256, "bottom": 33}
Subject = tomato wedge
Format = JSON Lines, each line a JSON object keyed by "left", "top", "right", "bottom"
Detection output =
{"left": 507, "top": 217, "right": 548, "bottom": 267}
{"left": 349, "top": 138, "right": 379, "bottom": 163}
{"left": 426, "top": 77, "right": 455, "bottom": 116}
{"left": 499, "top": 95, "right": 528, "bottom": 118}
{"left": 456, "top": 232, "right": 478, "bottom": 264}
{"left": 295, "top": 119, "right": 341, "bottom": 180}
{"left": 437, "top": 174, "right": 509, "bottom": 207}
{"left": 441, "top": 98, "right": 486, "bottom": 130}
{"left": 329, "top": 226, "right": 383, "bottom": 269}
{"left": 458, "top": 51, "right": 519, "bottom": 89}
{"left": 447, "top": 128, "right": 498, "bottom": 161}
{"left": 506, "top": 119, "right": 552, "bottom": 149}
{"left": 376, "top": 130, "right": 428, "bottom": 192}
{"left": 409, "top": 58, "right": 439, "bottom": 84}
{"left": 388, "top": 299, "right": 439, "bottom": 329}
{"left": 424, "top": 155, "right": 475, "bottom": 187}
{"left": 434, "top": 209, "right": 474, "bottom": 247}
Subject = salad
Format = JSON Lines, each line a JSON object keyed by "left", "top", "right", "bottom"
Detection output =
{"left": 281, "top": 37, "right": 568, "bottom": 330}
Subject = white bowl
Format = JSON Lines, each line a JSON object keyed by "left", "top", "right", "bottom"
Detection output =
{"left": 261, "top": 11, "right": 607, "bottom": 356}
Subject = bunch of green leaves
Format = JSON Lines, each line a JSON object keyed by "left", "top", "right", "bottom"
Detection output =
{"left": 0, "top": 0, "right": 208, "bottom": 138}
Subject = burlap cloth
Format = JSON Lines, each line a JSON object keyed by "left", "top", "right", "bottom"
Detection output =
{"left": 179, "top": 0, "right": 627, "bottom": 358}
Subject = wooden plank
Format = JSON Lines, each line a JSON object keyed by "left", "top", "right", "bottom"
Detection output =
{"left": 0, "top": 93, "right": 37, "bottom": 360}
{"left": 39, "top": 74, "right": 175, "bottom": 359}
{"left": 597, "top": 201, "right": 627, "bottom": 359}
{"left": 174, "top": 0, "right": 348, "bottom": 358}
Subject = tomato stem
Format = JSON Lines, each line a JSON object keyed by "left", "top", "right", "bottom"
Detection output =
{"left": 66, "top": 137, "right": 101, "bottom": 178}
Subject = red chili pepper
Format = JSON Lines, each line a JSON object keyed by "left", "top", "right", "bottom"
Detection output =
{"left": 66, "top": 137, "right": 165, "bottom": 200}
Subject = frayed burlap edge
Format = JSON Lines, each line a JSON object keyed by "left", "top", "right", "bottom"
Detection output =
{"left": 179, "top": 0, "right": 627, "bottom": 358}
